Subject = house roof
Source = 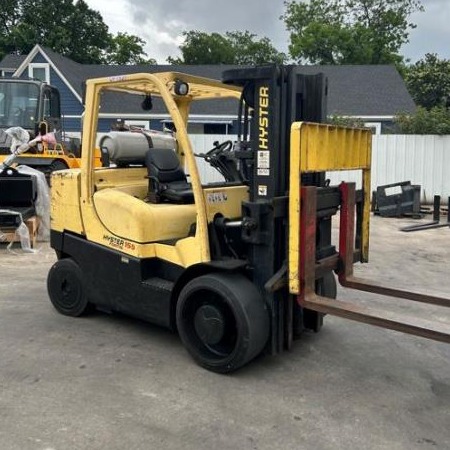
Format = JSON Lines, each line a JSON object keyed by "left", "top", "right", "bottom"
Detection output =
{"left": 1, "top": 45, "right": 416, "bottom": 118}
{"left": 297, "top": 65, "right": 416, "bottom": 116}
{"left": 0, "top": 53, "right": 26, "bottom": 71}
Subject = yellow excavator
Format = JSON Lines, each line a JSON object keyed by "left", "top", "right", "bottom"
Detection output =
{"left": 0, "top": 78, "right": 101, "bottom": 176}
{"left": 46, "top": 68, "right": 450, "bottom": 373}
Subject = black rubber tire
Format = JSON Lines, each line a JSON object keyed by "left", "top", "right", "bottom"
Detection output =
{"left": 176, "top": 273, "right": 270, "bottom": 374}
{"left": 316, "top": 271, "right": 337, "bottom": 299}
{"left": 47, "top": 258, "right": 92, "bottom": 317}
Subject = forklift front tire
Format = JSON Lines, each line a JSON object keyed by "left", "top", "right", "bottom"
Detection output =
{"left": 176, "top": 273, "right": 269, "bottom": 373}
{"left": 47, "top": 258, "right": 92, "bottom": 317}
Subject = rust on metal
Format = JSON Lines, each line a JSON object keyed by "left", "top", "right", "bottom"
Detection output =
{"left": 298, "top": 186, "right": 318, "bottom": 304}
{"left": 302, "top": 295, "right": 450, "bottom": 344}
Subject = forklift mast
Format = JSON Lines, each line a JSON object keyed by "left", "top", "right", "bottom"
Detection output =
{"left": 222, "top": 65, "right": 450, "bottom": 352}
{"left": 222, "top": 66, "right": 331, "bottom": 353}
{"left": 223, "top": 65, "right": 327, "bottom": 196}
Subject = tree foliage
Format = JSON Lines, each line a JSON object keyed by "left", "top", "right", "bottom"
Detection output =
{"left": 0, "top": 0, "right": 152, "bottom": 64}
{"left": 226, "top": 31, "right": 287, "bottom": 65}
{"left": 328, "top": 114, "right": 366, "bottom": 128}
{"left": 168, "top": 30, "right": 287, "bottom": 65}
{"left": 105, "top": 33, "right": 156, "bottom": 65}
{"left": 168, "top": 31, "right": 234, "bottom": 64}
{"left": 281, "top": 0, "right": 423, "bottom": 64}
{"left": 395, "top": 107, "right": 450, "bottom": 134}
{"left": 404, "top": 53, "right": 450, "bottom": 109}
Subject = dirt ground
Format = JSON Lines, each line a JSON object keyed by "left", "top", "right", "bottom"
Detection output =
{"left": 0, "top": 214, "right": 449, "bottom": 450}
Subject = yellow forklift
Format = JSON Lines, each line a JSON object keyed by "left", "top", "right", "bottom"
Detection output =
{"left": 47, "top": 67, "right": 450, "bottom": 373}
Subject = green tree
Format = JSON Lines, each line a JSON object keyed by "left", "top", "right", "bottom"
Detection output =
{"left": 168, "top": 30, "right": 287, "bottom": 65}
{"left": 395, "top": 107, "right": 450, "bottom": 134}
{"left": 105, "top": 33, "right": 156, "bottom": 65}
{"left": 168, "top": 31, "right": 234, "bottom": 64}
{"left": 328, "top": 114, "right": 366, "bottom": 128}
{"left": 0, "top": 0, "right": 28, "bottom": 58}
{"left": 404, "top": 53, "right": 450, "bottom": 109}
{"left": 0, "top": 0, "right": 110, "bottom": 63}
{"left": 0, "top": 0, "right": 151, "bottom": 64}
{"left": 281, "top": 0, "right": 423, "bottom": 64}
{"left": 62, "top": 0, "right": 111, "bottom": 64}
{"left": 225, "top": 31, "right": 287, "bottom": 65}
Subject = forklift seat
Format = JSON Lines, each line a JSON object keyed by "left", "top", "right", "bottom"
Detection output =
{"left": 145, "top": 148, "right": 194, "bottom": 204}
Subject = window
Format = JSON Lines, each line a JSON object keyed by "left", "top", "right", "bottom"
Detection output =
{"left": 28, "top": 63, "right": 50, "bottom": 83}
{"left": 125, "top": 120, "right": 150, "bottom": 130}
{"left": 363, "top": 122, "right": 381, "bottom": 135}
{"left": 0, "top": 81, "right": 39, "bottom": 129}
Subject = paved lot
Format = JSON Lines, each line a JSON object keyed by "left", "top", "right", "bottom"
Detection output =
{"left": 0, "top": 215, "right": 449, "bottom": 450}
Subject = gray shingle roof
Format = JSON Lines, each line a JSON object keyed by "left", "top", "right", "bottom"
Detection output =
{"left": 0, "top": 53, "right": 26, "bottom": 70}
{"left": 72, "top": 63, "right": 417, "bottom": 117}
{"left": 3, "top": 47, "right": 416, "bottom": 117}
{"left": 297, "top": 65, "right": 416, "bottom": 116}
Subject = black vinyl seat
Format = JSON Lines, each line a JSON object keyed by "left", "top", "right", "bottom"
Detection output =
{"left": 145, "top": 148, "right": 194, "bottom": 204}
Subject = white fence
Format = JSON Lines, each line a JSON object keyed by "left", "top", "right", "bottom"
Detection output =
{"left": 190, "top": 134, "right": 450, "bottom": 203}
{"left": 190, "top": 134, "right": 230, "bottom": 184}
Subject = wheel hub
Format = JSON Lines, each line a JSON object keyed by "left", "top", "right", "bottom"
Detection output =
{"left": 61, "top": 279, "right": 72, "bottom": 298}
{"left": 194, "top": 305, "right": 225, "bottom": 345}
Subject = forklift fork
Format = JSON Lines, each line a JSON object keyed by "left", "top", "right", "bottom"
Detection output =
{"left": 298, "top": 183, "right": 450, "bottom": 344}
{"left": 400, "top": 195, "right": 450, "bottom": 232}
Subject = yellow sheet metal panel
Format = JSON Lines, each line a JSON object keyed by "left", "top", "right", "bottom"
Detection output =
{"left": 50, "top": 170, "right": 84, "bottom": 234}
{"left": 203, "top": 185, "right": 249, "bottom": 222}
{"left": 288, "top": 124, "right": 302, "bottom": 294}
{"left": 295, "top": 122, "right": 372, "bottom": 173}
{"left": 93, "top": 188, "right": 197, "bottom": 243}
{"left": 155, "top": 237, "right": 203, "bottom": 268}
{"left": 94, "top": 167, "right": 148, "bottom": 191}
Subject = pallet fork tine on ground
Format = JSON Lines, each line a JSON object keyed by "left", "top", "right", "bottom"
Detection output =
{"left": 401, "top": 195, "right": 450, "bottom": 232}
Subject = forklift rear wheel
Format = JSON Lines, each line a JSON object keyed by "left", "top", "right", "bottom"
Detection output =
{"left": 176, "top": 273, "right": 269, "bottom": 373}
{"left": 47, "top": 258, "right": 92, "bottom": 317}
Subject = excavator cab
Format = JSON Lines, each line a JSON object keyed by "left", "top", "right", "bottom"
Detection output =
{"left": 0, "top": 78, "right": 99, "bottom": 177}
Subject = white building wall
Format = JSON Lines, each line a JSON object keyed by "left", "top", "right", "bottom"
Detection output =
{"left": 328, "top": 135, "right": 450, "bottom": 204}
{"left": 190, "top": 134, "right": 450, "bottom": 204}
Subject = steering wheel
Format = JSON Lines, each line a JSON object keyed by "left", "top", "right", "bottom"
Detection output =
{"left": 195, "top": 140, "right": 233, "bottom": 161}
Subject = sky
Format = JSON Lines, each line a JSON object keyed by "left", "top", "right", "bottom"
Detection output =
{"left": 84, "top": 0, "right": 450, "bottom": 64}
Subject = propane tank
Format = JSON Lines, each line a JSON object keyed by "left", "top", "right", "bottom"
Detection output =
{"left": 99, "top": 131, "right": 176, "bottom": 166}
